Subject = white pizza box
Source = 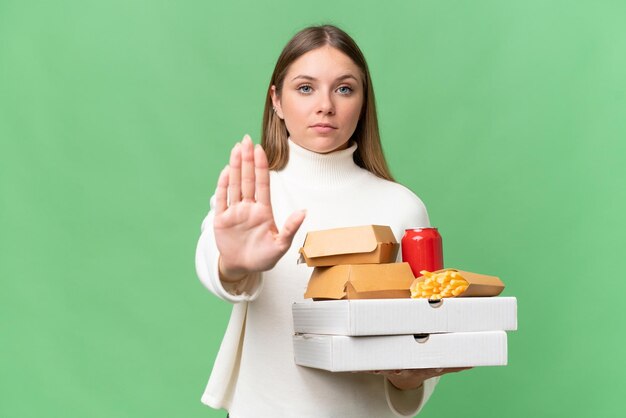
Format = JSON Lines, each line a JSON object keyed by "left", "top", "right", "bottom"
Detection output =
{"left": 292, "top": 297, "right": 517, "bottom": 336}
{"left": 293, "top": 330, "right": 507, "bottom": 372}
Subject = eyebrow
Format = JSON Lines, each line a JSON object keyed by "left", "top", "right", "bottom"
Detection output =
{"left": 291, "top": 74, "right": 359, "bottom": 82}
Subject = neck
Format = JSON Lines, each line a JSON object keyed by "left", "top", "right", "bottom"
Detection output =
{"left": 276, "top": 138, "right": 365, "bottom": 189}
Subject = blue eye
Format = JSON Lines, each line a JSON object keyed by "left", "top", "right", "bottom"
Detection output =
{"left": 337, "top": 86, "right": 353, "bottom": 95}
{"left": 298, "top": 85, "right": 312, "bottom": 94}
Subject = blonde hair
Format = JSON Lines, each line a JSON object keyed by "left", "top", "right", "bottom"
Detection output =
{"left": 260, "top": 25, "right": 395, "bottom": 182}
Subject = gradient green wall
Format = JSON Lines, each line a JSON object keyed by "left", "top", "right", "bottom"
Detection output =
{"left": 2, "top": 1, "right": 624, "bottom": 417}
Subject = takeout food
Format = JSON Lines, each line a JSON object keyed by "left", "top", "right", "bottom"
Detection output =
{"left": 410, "top": 269, "right": 505, "bottom": 299}
{"left": 300, "top": 225, "right": 412, "bottom": 300}
{"left": 410, "top": 270, "right": 469, "bottom": 298}
{"left": 304, "top": 262, "right": 415, "bottom": 300}
{"left": 298, "top": 225, "right": 398, "bottom": 267}
{"left": 293, "top": 331, "right": 509, "bottom": 372}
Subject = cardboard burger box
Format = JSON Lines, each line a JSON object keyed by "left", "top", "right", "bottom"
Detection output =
{"left": 303, "top": 263, "right": 415, "bottom": 300}
{"left": 299, "top": 225, "right": 411, "bottom": 300}
{"left": 298, "top": 225, "right": 399, "bottom": 267}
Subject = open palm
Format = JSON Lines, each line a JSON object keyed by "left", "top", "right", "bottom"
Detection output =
{"left": 214, "top": 135, "right": 306, "bottom": 281}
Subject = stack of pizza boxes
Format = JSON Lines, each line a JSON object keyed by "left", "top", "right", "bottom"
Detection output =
{"left": 292, "top": 225, "right": 517, "bottom": 372}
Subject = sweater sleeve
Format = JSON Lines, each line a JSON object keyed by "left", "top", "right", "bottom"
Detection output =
{"left": 384, "top": 376, "right": 440, "bottom": 417}
{"left": 195, "top": 195, "right": 263, "bottom": 303}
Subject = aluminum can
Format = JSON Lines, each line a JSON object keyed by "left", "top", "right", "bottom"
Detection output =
{"left": 401, "top": 227, "right": 444, "bottom": 278}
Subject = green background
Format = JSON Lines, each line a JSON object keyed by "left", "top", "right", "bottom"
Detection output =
{"left": 1, "top": 0, "right": 624, "bottom": 417}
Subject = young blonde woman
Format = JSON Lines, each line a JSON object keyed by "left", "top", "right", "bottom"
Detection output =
{"left": 196, "top": 25, "right": 468, "bottom": 417}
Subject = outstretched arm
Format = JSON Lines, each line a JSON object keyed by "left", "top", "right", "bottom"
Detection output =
{"left": 214, "top": 134, "right": 306, "bottom": 281}
{"left": 195, "top": 135, "right": 306, "bottom": 302}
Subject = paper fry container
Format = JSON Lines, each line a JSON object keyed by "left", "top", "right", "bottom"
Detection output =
{"left": 412, "top": 268, "right": 504, "bottom": 297}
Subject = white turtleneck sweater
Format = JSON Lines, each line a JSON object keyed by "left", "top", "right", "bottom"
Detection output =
{"left": 195, "top": 139, "right": 439, "bottom": 417}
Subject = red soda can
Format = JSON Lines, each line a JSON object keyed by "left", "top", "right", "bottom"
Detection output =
{"left": 401, "top": 227, "right": 444, "bottom": 278}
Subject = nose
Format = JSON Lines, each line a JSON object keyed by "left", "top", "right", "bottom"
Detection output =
{"left": 316, "top": 91, "right": 335, "bottom": 115}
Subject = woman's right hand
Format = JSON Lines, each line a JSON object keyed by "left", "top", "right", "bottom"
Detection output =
{"left": 213, "top": 135, "right": 306, "bottom": 282}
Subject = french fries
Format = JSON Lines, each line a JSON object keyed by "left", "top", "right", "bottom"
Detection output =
{"left": 410, "top": 270, "right": 469, "bottom": 299}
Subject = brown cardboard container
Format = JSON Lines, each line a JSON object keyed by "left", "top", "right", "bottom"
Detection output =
{"left": 298, "top": 225, "right": 399, "bottom": 267}
{"left": 411, "top": 268, "right": 505, "bottom": 298}
{"left": 304, "top": 262, "right": 414, "bottom": 300}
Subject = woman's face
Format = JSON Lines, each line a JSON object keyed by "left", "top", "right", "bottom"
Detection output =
{"left": 271, "top": 46, "right": 364, "bottom": 154}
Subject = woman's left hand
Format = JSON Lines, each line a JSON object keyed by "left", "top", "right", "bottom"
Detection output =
{"left": 362, "top": 367, "right": 472, "bottom": 390}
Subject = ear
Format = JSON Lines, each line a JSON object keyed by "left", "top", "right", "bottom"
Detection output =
{"left": 270, "top": 85, "right": 284, "bottom": 120}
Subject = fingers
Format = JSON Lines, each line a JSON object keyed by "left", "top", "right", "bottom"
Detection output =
{"left": 373, "top": 369, "right": 402, "bottom": 376}
{"left": 277, "top": 209, "right": 307, "bottom": 248}
{"left": 422, "top": 367, "right": 472, "bottom": 378}
{"left": 254, "top": 144, "right": 271, "bottom": 206}
{"left": 241, "top": 135, "right": 255, "bottom": 201}
{"left": 438, "top": 367, "right": 473, "bottom": 375}
{"left": 228, "top": 143, "right": 242, "bottom": 204}
{"left": 215, "top": 165, "right": 229, "bottom": 214}
{"left": 227, "top": 135, "right": 262, "bottom": 205}
{"left": 354, "top": 367, "right": 473, "bottom": 377}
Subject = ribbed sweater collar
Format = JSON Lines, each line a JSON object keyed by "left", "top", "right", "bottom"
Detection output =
{"left": 276, "top": 138, "right": 365, "bottom": 189}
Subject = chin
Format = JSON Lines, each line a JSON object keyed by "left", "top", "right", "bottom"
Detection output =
{"left": 311, "top": 138, "right": 350, "bottom": 154}
{"left": 291, "top": 135, "right": 351, "bottom": 154}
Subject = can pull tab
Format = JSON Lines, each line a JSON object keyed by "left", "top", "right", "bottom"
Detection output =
{"left": 413, "top": 334, "right": 430, "bottom": 343}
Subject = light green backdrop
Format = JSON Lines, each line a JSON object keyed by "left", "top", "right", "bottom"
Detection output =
{"left": 1, "top": 0, "right": 624, "bottom": 417}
